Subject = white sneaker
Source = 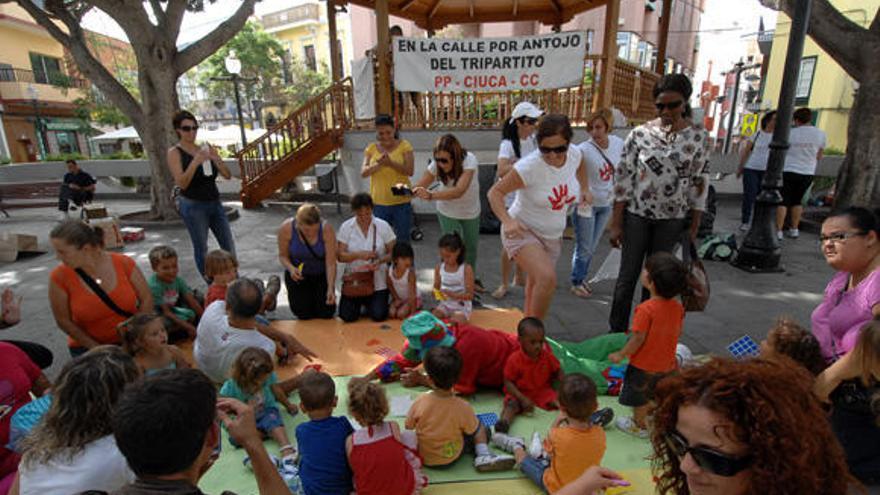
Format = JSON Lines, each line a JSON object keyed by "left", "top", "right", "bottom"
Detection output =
{"left": 528, "top": 431, "right": 544, "bottom": 459}
{"left": 490, "top": 431, "right": 525, "bottom": 453}
{"left": 615, "top": 416, "right": 649, "bottom": 439}
{"left": 474, "top": 452, "right": 516, "bottom": 472}
{"left": 786, "top": 228, "right": 800, "bottom": 239}
{"left": 739, "top": 223, "right": 750, "bottom": 232}
{"left": 280, "top": 456, "right": 299, "bottom": 479}
{"left": 776, "top": 231, "right": 784, "bottom": 241}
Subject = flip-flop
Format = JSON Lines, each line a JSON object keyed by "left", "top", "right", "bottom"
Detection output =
{"left": 570, "top": 283, "right": 592, "bottom": 298}
{"left": 491, "top": 285, "right": 508, "bottom": 299}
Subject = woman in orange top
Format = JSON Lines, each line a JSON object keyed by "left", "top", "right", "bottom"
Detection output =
{"left": 48, "top": 220, "right": 152, "bottom": 357}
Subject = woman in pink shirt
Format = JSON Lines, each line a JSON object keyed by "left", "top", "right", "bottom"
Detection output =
{"left": 811, "top": 207, "right": 880, "bottom": 363}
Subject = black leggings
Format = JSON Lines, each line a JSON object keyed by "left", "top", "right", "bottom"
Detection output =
{"left": 284, "top": 271, "right": 336, "bottom": 320}
{"left": 2, "top": 340, "right": 53, "bottom": 369}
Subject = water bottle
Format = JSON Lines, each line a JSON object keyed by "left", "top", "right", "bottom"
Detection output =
{"left": 200, "top": 144, "right": 213, "bottom": 176}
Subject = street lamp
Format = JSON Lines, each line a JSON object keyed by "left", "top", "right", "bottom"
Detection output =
{"left": 722, "top": 61, "right": 762, "bottom": 155}
{"left": 26, "top": 84, "right": 46, "bottom": 160}
{"left": 734, "top": 0, "right": 814, "bottom": 273}
{"left": 210, "top": 51, "right": 256, "bottom": 151}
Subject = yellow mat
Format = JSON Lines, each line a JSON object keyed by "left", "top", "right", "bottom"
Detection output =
{"left": 422, "top": 469, "right": 653, "bottom": 495}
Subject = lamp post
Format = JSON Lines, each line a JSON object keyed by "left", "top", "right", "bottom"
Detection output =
{"left": 210, "top": 51, "right": 256, "bottom": 151}
{"left": 733, "top": 0, "right": 813, "bottom": 273}
{"left": 27, "top": 84, "right": 46, "bottom": 160}
{"left": 722, "top": 61, "right": 762, "bottom": 155}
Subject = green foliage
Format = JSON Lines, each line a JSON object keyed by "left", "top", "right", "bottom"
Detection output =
{"left": 74, "top": 70, "right": 139, "bottom": 128}
{"left": 96, "top": 151, "right": 140, "bottom": 160}
{"left": 282, "top": 60, "right": 331, "bottom": 108}
{"left": 0, "top": 157, "right": 11, "bottom": 165}
{"left": 824, "top": 147, "right": 845, "bottom": 156}
{"left": 197, "top": 21, "right": 286, "bottom": 105}
{"left": 44, "top": 152, "right": 86, "bottom": 162}
{"left": 120, "top": 176, "right": 136, "bottom": 187}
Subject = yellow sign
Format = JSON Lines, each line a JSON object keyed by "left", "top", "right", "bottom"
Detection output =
{"left": 741, "top": 113, "right": 759, "bottom": 137}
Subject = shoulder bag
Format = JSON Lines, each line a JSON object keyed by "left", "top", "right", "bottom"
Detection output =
{"left": 75, "top": 267, "right": 134, "bottom": 318}
{"left": 680, "top": 237, "right": 710, "bottom": 312}
{"left": 341, "top": 225, "right": 377, "bottom": 298}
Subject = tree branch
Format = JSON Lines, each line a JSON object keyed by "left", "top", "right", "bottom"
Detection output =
{"left": 870, "top": 7, "right": 880, "bottom": 34}
{"left": 173, "top": 0, "right": 257, "bottom": 76}
{"left": 14, "top": 0, "right": 145, "bottom": 127}
{"left": 165, "top": 0, "right": 188, "bottom": 44}
{"left": 148, "top": 0, "right": 168, "bottom": 28}
{"left": 779, "top": 0, "right": 866, "bottom": 80}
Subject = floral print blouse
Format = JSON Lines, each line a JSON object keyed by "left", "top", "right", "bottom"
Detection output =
{"left": 613, "top": 119, "right": 711, "bottom": 220}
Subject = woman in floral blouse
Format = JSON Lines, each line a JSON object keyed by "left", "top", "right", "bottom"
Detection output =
{"left": 607, "top": 73, "right": 710, "bottom": 333}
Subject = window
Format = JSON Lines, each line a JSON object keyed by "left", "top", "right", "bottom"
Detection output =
{"left": 53, "top": 131, "right": 80, "bottom": 154}
{"left": 304, "top": 45, "right": 316, "bottom": 72}
{"left": 586, "top": 30, "right": 595, "bottom": 54}
{"left": 617, "top": 32, "right": 632, "bottom": 60}
{"left": 637, "top": 41, "right": 654, "bottom": 68}
{"left": 29, "top": 53, "right": 62, "bottom": 84}
{"left": 0, "top": 62, "right": 12, "bottom": 81}
{"left": 795, "top": 56, "right": 817, "bottom": 105}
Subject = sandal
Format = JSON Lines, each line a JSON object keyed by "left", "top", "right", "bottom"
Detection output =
{"left": 491, "top": 285, "right": 508, "bottom": 300}
{"left": 570, "top": 282, "right": 592, "bottom": 299}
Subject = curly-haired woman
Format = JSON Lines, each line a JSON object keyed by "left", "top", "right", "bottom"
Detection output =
{"left": 651, "top": 357, "right": 855, "bottom": 495}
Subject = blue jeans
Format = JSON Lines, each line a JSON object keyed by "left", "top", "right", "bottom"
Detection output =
{"left": 519, "top": 455, "right": 549, "bottom": 491}
{"left": 177, "top": 196, "right": 236, "bottom": 277}
{"left": 741, "top": 169, "right": 764, "bottom": 224}
{"left": 373, "top": 203, "right": 412, "bottom": 242}
{"left": 570, "top": 205, "right": 613, "bottom": 286}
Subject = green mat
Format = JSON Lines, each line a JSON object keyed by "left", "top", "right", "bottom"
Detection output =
{"left": 199, "top": 376, "right": 653, "bottom": 493}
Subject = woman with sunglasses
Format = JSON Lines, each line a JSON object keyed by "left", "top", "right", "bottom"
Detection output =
{"left": 412, "top": 134, "right": 481, "bottom": 272}
{"left": 811, "top": 207, "right": 880, "bottom": 363}
{"left": 608, "top": 74, "right": 710, "bottom": 334}
{"left": 488, "top": 114, "right": 591, "bottom": 319}
{"left": 361, "top": 113, "right": 415, "bottom": 242}
{"left": 652, "top": 357, "right": 854, "bottom": 495}
{"left": 492, "top": 102, "right": 542, "bottom": 299}
{"left": 167, "top": 110, "right": 235, "bottom": 278}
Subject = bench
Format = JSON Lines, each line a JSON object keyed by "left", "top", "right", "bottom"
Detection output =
{"left": 0, "top": 181, "right": 61, "bottom": 218}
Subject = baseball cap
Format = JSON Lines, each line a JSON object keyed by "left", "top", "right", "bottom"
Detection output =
{"left": 510, "top": 101, "right": 543, "bottom": 123}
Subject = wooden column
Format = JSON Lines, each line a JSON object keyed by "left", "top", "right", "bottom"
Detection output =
{"left": 375, "top": 0, "right": 392, "bottom": 115}
{"left": 327, "top": 0, "right": 342, "bottom": 81}
{"left": 656, "top": 0, "right": 672, "bottom": 74}
{"left": 596, "top": 0, "right": 620, "bottom": 110}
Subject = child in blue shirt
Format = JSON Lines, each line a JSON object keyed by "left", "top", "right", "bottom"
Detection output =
{"left": 295, "top": 370, "right": 354, "bottom": 495}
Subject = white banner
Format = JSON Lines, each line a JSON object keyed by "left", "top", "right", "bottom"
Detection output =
{"left": 393, "top": 31, "right": 587, "bottom": 93}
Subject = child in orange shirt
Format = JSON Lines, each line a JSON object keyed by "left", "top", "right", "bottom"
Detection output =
{"left": 492, "top": 373, "right": 607, "bottom": 493}
{"left": 495, "top": 317, "right": 562, "bottom": 433}
{"left": 608, "top": 252, "right": 688, "bottom": 438}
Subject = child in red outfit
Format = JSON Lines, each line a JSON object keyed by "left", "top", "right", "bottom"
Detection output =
{"left": 203, "top": 249, "right": 238, "bottom": 308}
{"left": 496, "top": 317, "right": 562, "bottom": 433}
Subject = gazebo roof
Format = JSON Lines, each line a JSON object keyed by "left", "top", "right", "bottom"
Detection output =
{"left": 343, "top": 0, "right": 610, "bottom": 30}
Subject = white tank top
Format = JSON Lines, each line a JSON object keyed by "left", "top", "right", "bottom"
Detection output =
{"left": 440, "top": 262, "right": 466, "bottom": 294}
{"left": 390, "top": 267, "right": 412, "bottom": 299}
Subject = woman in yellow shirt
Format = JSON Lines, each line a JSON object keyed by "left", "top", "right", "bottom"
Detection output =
{"left": 361, "top": 114, "right": 415, "bottom": 241}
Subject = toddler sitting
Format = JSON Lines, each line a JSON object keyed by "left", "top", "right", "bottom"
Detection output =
{"left": 147, "top": 245, "right": 203, "bottom": 340}
{"left": 759, "top": 317, "right": 826, "bottom": 376}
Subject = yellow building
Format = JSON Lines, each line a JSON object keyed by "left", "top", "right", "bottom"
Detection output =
{"left": 762, "top": 1, "right": 879, "bottom": 151}
{"left": 0, "top": 3, "right": 88, "bottom": 162}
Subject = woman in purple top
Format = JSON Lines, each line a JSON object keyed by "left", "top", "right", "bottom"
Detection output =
{"left": 277, "top": 203, "right": 337, "bottom": 319}
{"left": 812, "top": 207, "right": 880, "bottom": 363}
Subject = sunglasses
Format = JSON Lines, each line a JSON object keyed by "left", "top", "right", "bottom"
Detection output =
{"left": 434, "top": 157, "right": 451, "bottom": 165}
{"left": 518, "top": 117, "right": 538, "bottom": 125}
{"left": 665, "top": 430, "right": 751, "bottom": 477}
{"left": 655, "top": 100, "right": 684, "bottom": 111}
{"left": 819, "top": 231, "right": 865, "bottom": 245}
{"left": 179, "top": 125, "right": 199, "bottom": 132}
{"left": 539, "top": 145, "right": 568, "bottom": 155}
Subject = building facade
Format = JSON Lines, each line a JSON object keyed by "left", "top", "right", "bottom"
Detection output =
{"left": 761, "top": 0, "right": 878, "bottom": 151}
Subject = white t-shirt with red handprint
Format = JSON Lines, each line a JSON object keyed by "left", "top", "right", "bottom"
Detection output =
{"left": 578, "top": 135, "right": 624, "bottom": 208}
{"left": 509, "top": 146, "right": 583, "bottom": 239}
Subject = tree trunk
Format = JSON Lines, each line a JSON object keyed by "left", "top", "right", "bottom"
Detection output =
{"left": 137, "top": 64, "right": 181, "bottom": 220}
{"left": 835, "top": 69, "right": 880, "bottom": 209}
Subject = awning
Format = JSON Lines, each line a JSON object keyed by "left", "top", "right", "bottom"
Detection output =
{"left": 90, "top": 126, "right": 140, "bottom": 142}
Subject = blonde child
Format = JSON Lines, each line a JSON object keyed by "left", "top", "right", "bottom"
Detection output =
{"left": 495, "top": 317, "right": 562, "bottom": 433}
{"left": 122, "top": 313, "right": 191, "bottom": 376}
{"left": 759, "top": 317, "right": 827, "bottom": 376}
{"left": 147, "top": 245, "right": 203, "bottom": 340}
{"left": 492, "top": 373, "right": 607, "bottom": 493}
{"left": 219, "top": 347, "right": 299, "bottom": 478}
{"left": 608, "top": 252, "right": 688, "bottom": 438}
{"left": 204, "top": 249, "right": 239, "bottom": 308}
{"left": 388, "top": 242, "right": 420, "bottom": 319}
{"left": 346, "top": 380, "right": 427, "bottom": 495}
{"left": 405, "top": 346, "right": 515, "bottom": 472}
{"left": 432, "top": 233, "right": 474, "bottom": 323}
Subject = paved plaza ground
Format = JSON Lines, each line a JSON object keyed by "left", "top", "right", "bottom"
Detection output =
{"left": 0, "top": 192, "right": 834, "bottom": 378}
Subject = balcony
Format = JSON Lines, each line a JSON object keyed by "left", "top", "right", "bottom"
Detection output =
{"left": 261, "top": 3, "right": 320, "bottom": 31}
{"left": 0, "top": 68, "right": 86, "bottom": 103}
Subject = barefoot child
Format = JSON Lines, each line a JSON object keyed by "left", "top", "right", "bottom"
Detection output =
{"left": 495, "top": 317, "right": 562, "bottom": 433}
{"left": 147, "top": 245, "right": 203, "bottom": 340}
{"left": 405, "top": 346, "right": 515, "bottom": 472}
{"left": 346, "top": 380, "right": 427, "bottom": 495}
{"left": 759, "top": 317, "right": 827, "bottom": 376}
{"left": 388, "top": 242, "right": 420, "bottom": 319}
{"left": 122, "top": 313, "right": 190, "bottom": 376}
{"left": 492, "top": 373, "right": 607, "bottom": 493}
{"left": 608, "top": 252, "right": 688, "bottom": 438}
{"left": 432, "top": 233, "right": 474, "bottom": 323}
{"left": 220, "top": 347, "right": 298, "bottom": 479}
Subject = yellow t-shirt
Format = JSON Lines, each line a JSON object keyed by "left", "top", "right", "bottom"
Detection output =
{"left": 405, "top": 390, "right": 480, "bottom": 466}
{"left": 365, "top": 140, "right": 414, "bottom": 206}
{"left": 543, "top": 424, "right": 606, "bottom": 493}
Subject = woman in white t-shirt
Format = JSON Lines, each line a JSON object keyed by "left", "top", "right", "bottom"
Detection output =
{"left": 336, "top": 193, "right": 397, "bottom": 323}
{"left": 488, "top": 114, "right": 592, "bottom": 319}
{"left": 14, "top": 346, "right": 138, "bottom": 495}
{"left": 492, "top": 102, "right": 541, "bottom": 299}
{"left": 779, "top": 107, "right": 826, "bottom": 239}
{"left": 412, "top": 134, "right": 481, "bottom": 271}
{"left": 571, "top": 109, "right": 624, "bottom": 298}
{"left": 737, "top": 110, "right": 776, "bottom": 231}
